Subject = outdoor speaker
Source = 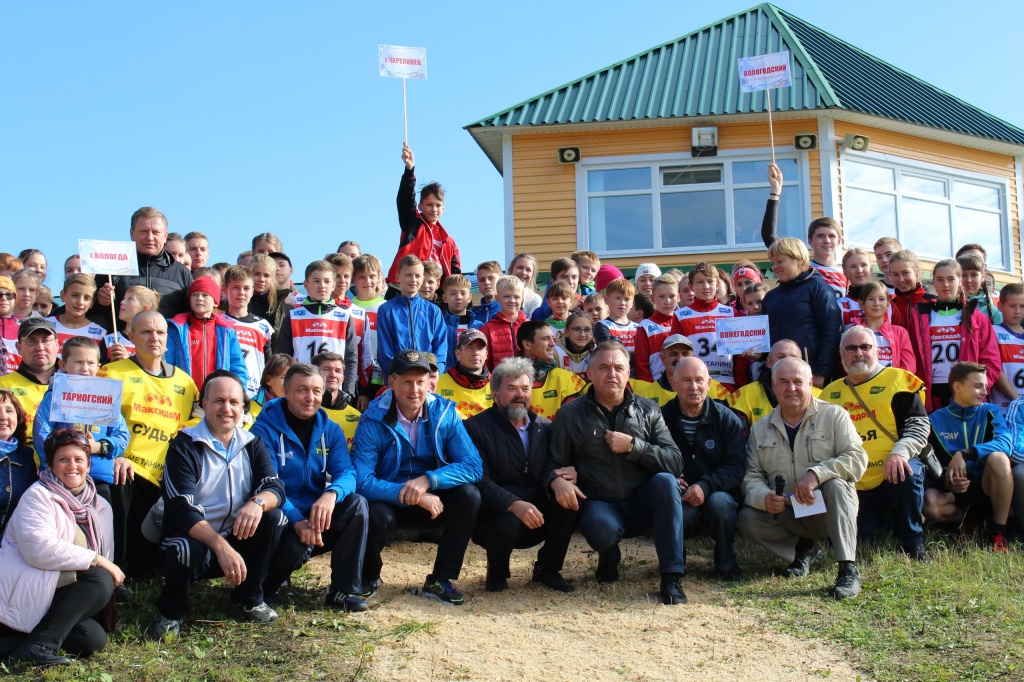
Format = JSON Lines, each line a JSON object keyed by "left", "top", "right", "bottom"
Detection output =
{"left": 794, "top": 133, "right": 818, "bottom": 151}
{"left": 842, "top": 134, "right": 870, "bottom": 152}
{"left": 558, "top": 147, "right": 581, "bottom": 164}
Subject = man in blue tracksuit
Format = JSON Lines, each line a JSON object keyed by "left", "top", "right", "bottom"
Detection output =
{"left": 250, "top": 363, "right": 370, "bottom": 612}
{"left": 926, "top": 361, "right": 1014, "bottom": 551}
{"left": 352, "top": 349, "right": 482, "bottom": 605}
{"left": 376, "top": 256, "right": 449, "bottom": 377}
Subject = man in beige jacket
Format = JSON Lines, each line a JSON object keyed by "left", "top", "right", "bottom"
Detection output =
{"left": 738, "top": 357, "right": 868, "bottom": 600}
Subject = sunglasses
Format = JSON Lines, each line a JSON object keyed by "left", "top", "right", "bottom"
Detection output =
{"left": 48, "top": 430, "right": 89, "bottom": 448}
{"left": 842, "top": 343, "right": 874, "bottom": 353}
{"left": 0, "top": 292, "right": 15, "bottom": 300}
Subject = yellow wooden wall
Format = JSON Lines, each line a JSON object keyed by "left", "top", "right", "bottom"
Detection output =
{"left": 510, "top": 120, "right": 822, "bottom": 271}
{"left": 833, "top": 122, "right": 1020, "bottom": 281}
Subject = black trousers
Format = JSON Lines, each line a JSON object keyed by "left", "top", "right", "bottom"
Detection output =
{"left": 0, "top": 566, "right": 113, "bottom": 658}
{"left": 265, "top": 493, "right": 369, "bottom": 596}
{"left": 94, "top": 480, "right": 132, "bottom": 568}
{"left": 472, "top": 490, "right": 577, "bottom": 579}
{"left": 365, "top": 483, "right": 481, "bottom": 582}
{"left": 156, "top": 508, "right": 285, "bottom": 620}
{"left": 123, "top": 477, "right": 163, "bottom": 576}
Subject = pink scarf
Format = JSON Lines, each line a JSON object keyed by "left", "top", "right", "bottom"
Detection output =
{"left": 38, "top": 468, "right": 104, "bottom": 554}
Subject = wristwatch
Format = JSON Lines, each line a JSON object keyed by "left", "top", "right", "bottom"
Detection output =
{"left": 99, "top": 440, "right": 111, "bottom": 456}
{"left": 250, "top": 497, "right": 265, "bottom": 508}
{"left": 626, "top": 437, "right": 635, "bottom": 453}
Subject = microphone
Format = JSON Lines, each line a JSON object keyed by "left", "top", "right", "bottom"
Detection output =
{"left": 774, "top": 474, "right": 787, "bottom": 520}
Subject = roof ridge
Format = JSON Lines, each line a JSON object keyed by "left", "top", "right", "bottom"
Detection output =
{"left": 763, "top": 3, "right": 840, "bottom": 108}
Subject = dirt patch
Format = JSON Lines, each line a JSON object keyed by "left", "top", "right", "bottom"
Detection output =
{"left": 302, "top": 535, "right": 867, "bottom": 682}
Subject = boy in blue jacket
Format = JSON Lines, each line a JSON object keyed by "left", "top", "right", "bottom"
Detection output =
{"left": 250, "top": 362, "right": 370, "bottom": 611}
{"left": 376, "top": 255, "right": 448, "bottom": 377}
{"left": 352, "top": 349, "right": 482, "bottom": 605}
{"left": 165, "top": 276, "right": 248, "bottom": 392}
{"left": 926, "top": 361, "right": 1014, "bottom": 551}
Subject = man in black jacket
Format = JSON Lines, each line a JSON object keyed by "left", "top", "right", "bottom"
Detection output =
{"left": 465, "top": 357, "right": 576, "bottom": 593}
{"left": 545, "top": 342, "right": 687, "bottom": 605}
{"left": 662, "top": 357, "right": 746, "bottom": 581}
{"left": 95, "top": 206, "right": 193, "bottom": 325}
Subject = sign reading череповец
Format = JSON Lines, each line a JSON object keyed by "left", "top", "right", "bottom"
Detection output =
{"left": 716, "top": 315, "right": 771, "bottom": 356}
{"left": 78, "top": 239, "right": 140, "bottom": 277}
{"left": 50, "top": 374, "right": 124, "bottom": 426}
{"left": 379, "top": 44, "right": 427, "bottom": 79}
{"left": 737, "top": 50, "right": 792, "bottom": 92}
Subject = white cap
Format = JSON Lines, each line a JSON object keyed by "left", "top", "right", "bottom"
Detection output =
{"left": 634, "top": 263, "right": 662, "bottom": 282}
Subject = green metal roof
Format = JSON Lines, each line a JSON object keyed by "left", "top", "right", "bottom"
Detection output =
{"left": 466, "top": 3, "right": 1024, "bottom": 170}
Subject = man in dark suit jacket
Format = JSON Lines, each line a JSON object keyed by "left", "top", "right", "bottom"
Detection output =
{"left": 465, "top": 357, "right": 576, "bottom": 593}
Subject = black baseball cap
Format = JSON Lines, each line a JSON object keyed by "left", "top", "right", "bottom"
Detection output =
{"left": 391, "top": 349, "right": 431, "bottom": 375}
{"left": 17, "top": 317, "right": 55, "bottom": 341}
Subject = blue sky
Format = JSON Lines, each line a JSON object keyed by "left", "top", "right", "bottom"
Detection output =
{"left": 3, "top": 0, "right": 1022, "bottom": 287}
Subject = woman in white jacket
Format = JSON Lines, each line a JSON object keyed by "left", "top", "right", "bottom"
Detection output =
{"left": 0, "top": 428, "right": 123, "bottom": 667}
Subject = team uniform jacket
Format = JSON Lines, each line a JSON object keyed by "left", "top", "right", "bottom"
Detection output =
{"left": 994, "top": 323, "right": 1024, "bottom": 408}
{"left": 165, "top": 313, "right": 248, "bottom": 392}
{"left": 928, "top": 401, "right": 1012, "bottom": 479}
{"left": 351, "top": 391, "right": 482, "bottom": 505}
{"left": 674, "top": 300, "right": 736, "bottom": 387}
{"left": 629, "top": 376, "right": 733, "bottom": 407}
{"left": 353, "top": 295, "right": 386, "bottom": 391}
{"left": 436, "top": 367, "right": 493, "bottom": 419}
{"left": 386, "top": 167, "right": 461, "bottom": 284}
{"left": 1000, "top": 397, "right": 1024, "bottom": 465}
{"left": 376, "top": 294, "right": 449, "bottom": 377}
{"left": 0, "top": 366, "right": 49, "bottom": 449}
{"left": 729, "top": 372, "right": 821, "bottom": 428}
{"left": 226, "top": 313, "right": 274, "bottom": 398}
{"left": 634, "top": 312, "right": 681, "bottom": 382}
{"left": 249, "top": 398, "right": 355, "bottom": 526}
{"left": 530, "top": 368, "right": 586, "bottom": 419}
{"left": 822, "top": 367, "right": 930, "bottom": 491}
{"left": 594, "top": 318, "right": 639, "bottom": 354}
{"left": 47, "top": 317, "right": 107, "bottom": 355}
{"left": 277, "top": 298, "right": 360, "bottom": 401}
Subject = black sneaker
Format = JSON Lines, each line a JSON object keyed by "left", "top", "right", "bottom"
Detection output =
{"left": 595, "top": 544, "right": 621, "bottom": 583}
{"left": 326, "top": 590, "right": 369, "bottom": 612}
{"left": 422, "top": 575, "right": 464, "bottom": 605}
{"left": 783, "top": 539, "right": 822, "bottom": 578}
{"left": 659, "top": 573, "right": 688, "bottom": 605}
{"left": 717, "top": 565, "right": 744, "bottom": 582}
{"left": 905, "top": 543, "right": 929, "bottom": 562}
{"left": 829, "top": 562, "right": 862, "bottom": 600}
{"left": 11, "top": 643, "right": 71, "bottom": 667}
{"left": 532, "top": 563, "right": 575, "bottom": 593}
{"left": 359, "top": 578, "right": 382, "bottom": 599}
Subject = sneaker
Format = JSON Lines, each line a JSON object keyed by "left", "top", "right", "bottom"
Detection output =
{"left": 595, "top": 544, "right": 621, "bottom": 584}
{"left": 150, "top": 613, "right": 181, "bottom": 641}
{"left": 422, "top": 575, "right": 464, "bottom": 605}
{"left": 11, "top": 643, "right": 72, "bottom": 667}
{"left": 325, "top": 590, "right": 369, "bottom": 612}
{"left": 532, "top": 563, "right": 575, "bottom": 593}
{"left": 905, "top": 544, "right": 930, "bottom": 562}
{"left": 237, "top": 602, "right": 278, "bottom": 623}
{"left": 659, "top": 573, "right": 688, "bottom": 605}
{"left": 359, "top": 578, "right": 382, "bottom": 599}
{"left": 990, "top": 533, "right": 1009, "bottom": 553}
{"left": 829, "top": 562, "right": 862, "bottom": 600}
{"left": 717, "top": 565, "right": 744, "bottom": 582}
{"left": 783, "top": 539, "right": 822, "bottom": 578}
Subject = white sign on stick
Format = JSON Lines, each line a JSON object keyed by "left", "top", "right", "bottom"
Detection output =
{"left": 50, "top": 374, "right": 123, "bottom": 426}
{"left": 78, "top": 239, "right": 139, "bottom": 277}
{"left": 379, "top": 45, "right": 427, "bottom": 79}
{"left": 716, "top": 315, "right": 771, "bottom": 356}
{"left": 737, "top": 51, "right": 792, "bottom": 92}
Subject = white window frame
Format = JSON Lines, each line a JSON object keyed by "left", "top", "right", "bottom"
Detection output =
{"left": 840, "top": 150, "right": 1012, "bottom": 272}
{"left": 575, "top": 147, "right": 812, "bottom": 258}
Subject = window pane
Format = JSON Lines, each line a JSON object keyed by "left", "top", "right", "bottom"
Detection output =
{"left": 660, "top": 190, "right": 726, "bottom": 248}
{"left": 901, "top": 197, "right": 951, "bottom": 258}
{"left": 902, "top": 175, "right": 946, "bottom": 197}
{"left": 953, "top": 181, "right": 1000, "bottom": 209}
{"left": 845, "top": 161, "right": 894, "bottom": 190}
{"left": 587, "top": 168, "right": 651, "bottom": 193}
{"left": 845, "top": 187, "right": 897, "bottom": 244}
{"left": 733, "top": 186, "right": 803, "bottom": 244}
{"left": 588, "top": 195, "right": 653, "bottom": 251}
{"left": 732, "top": 159, "right": 798, "bottom": 185}
{"left": 662, "top": 165, "right": 722, "bottom": 186}
{"left": 955, "top": 207, "right": 1003, "bottom": 268}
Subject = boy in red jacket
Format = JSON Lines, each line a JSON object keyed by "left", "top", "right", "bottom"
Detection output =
{"left": 481, "top": 276, "right": 527, "bottom": 371}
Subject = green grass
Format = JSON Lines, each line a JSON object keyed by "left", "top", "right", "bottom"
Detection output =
{"left": 723, "top": 533, "right": 1024, "bottom": 682}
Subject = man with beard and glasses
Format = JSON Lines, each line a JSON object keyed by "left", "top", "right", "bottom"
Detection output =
{"left": 464, "top": 357, "right": 577, "bottom": 593}
{"left": 822, "top": 326, "right": 931, "bottom": 560}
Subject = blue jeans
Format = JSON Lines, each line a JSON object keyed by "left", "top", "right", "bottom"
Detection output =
{"left": 682, "top": 491, "right": 739, "bottom": 572}
{"left": 857, "top": 456, "right": 925, "bottom": 549}
{"left": 578, "top": 472, "right": 685, "bottom": 575}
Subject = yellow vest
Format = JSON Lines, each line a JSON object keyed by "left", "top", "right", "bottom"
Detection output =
{"left": 435, "top": 373, "right": 493, "bottom": 419}
{"left": 822, "top": 369, "right": 925, "bottom": 491}
{"left": 530, "top": 368, "right": 586, "bottom": 419}
{"left": 324, "top": 405, "right": 362, "bottom": 448}
{"left": 99, "top": 360, "right": 198, "bottom": 486}
{"left": 0, "top": 371, "right": 48, "bottom": 449}
{"left": 729, "top": 382, "right": 822, "bottom": 427}
{"left": 629, "top": 377, "right": 732, "bottom": 407}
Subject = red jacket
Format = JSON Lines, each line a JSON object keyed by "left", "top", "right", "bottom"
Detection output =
{"left": 387, "top": 168, "right": 462, "bottom": 284}
{"left": 906, "top": 300, "right": 1000, "bottom": 411}
{"left": 875, "top": 320, "right": 916, "bottom": 375}
{"left": 481, "top": 311, "right": 527, "bottom": 371}
{"left": 890, "top": 284, "right": 935, "bottom": 331}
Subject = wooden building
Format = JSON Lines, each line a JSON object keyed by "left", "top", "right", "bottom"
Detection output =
{"left": 464, "top": 3, "right": 1024, "bottom": 281}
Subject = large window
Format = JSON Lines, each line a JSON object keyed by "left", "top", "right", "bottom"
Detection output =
{"left": 582, "top": 154, "right": 806, "bottom": 256}
{"left": 842, "top": 156, "right": 1010, "bottom": 270}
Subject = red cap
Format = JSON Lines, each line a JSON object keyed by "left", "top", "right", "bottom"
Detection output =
{"left": 189, "top": 276, "right": 221, "bottom": 300}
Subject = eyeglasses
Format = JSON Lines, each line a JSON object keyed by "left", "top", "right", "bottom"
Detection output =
{"left": 842, "top": 343, "right": 874, "bottom": 353}
{"left": 0, "top": 293, "right": 15, "bottom": 301}
{"left": 20, "top": 335, "right": 56, "bottom": 347}
{"left": 568, "top": 327, "right": 593, "bottom": 334}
